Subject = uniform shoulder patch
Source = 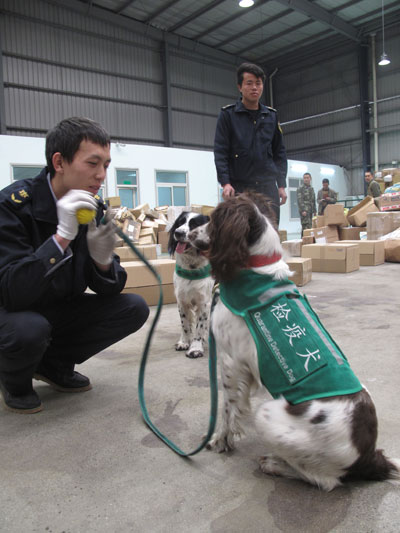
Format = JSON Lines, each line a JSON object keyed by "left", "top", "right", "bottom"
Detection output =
{"left": 10, "top": 188, "right": 30, "bottom": 206}
{"left": 265, "top": 105, "right": 277, "bottom": 112}
{"left": 221, "top": 103, "right": 235, "bottom": 110}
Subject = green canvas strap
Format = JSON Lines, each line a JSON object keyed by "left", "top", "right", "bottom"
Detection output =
{"left": 175, "top": 263, "right": 211, "bottom": 280}
{"left": 115, "top": 226, "right": 218, "bottom": 456}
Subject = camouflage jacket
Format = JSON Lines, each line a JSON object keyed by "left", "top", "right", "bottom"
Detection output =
{"left": 297, "top": 184, "right": 316, "bottom": 216}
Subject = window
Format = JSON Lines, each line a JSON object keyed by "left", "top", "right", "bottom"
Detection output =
{"left": 288, "top": 177, "right": 302, "bottom": 219}
{"left": 156, "top": 171, "right": 188, "bottom": 206}
{"left": 116, "top": 169, "right": 138, "bottom": 208}
{"left": 12, "top": 165, "right": 44, "bottom": 182}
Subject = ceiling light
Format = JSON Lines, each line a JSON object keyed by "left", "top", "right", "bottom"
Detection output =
{"left": 378, "top": 0, "right": 391, "bottom": 66}
{"left": 378, "top": 52, "right": 390, "bottom": 66}
{"left": 321, "top": 167, "right": 335, "bottom": 176}
{"left": 239, "top": 0, "right": 254, "bottom": 7}
{"left": 291, "top": 163, "right": 308, "bottom": 173}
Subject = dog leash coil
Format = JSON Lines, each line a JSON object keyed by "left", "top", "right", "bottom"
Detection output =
{"left": 115, "top": 226, "right": 218, "bottom": 456}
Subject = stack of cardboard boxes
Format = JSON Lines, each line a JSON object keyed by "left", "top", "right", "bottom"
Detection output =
{"left": 105, "top": 197, "right": 175, "bottom": 306}
{"left": 106, "top": 199, "right": 216, "bottom": 306}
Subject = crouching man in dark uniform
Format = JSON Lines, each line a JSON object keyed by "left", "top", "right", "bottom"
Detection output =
{"left": 214, "top": 62, "right": 288, "bottom": 225}
{"left": 0, "top": 117, "right": 149, "bottom": 414}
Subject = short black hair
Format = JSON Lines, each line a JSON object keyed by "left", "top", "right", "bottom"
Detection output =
{"left": 303, "top": 173, "right": 311, "bottom": 179}
{"left": 45, "top": 117, "right": 111, "bottom": 177}
{"left": 237, "top": 62, "right": 266, "bottom": 86}
{"left": 322, "top": 178, "right": 330, "bottom": 184}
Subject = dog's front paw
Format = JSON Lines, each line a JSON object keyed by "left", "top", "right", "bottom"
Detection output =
{"left": 258, "top": 455, "right": 284, "bottom": 476}
{"left": 175, "top": 341, "right": 189, "bottom": 351}
{"left": 186, "top": 350, "right": 204, "bottom": 359}
{"left": 206, "top": 433, "right": 235, "bottom": 453}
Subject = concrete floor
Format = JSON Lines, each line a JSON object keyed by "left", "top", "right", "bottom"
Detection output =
{"left": 1, "top": 262, "right": 400, "bottom": 533}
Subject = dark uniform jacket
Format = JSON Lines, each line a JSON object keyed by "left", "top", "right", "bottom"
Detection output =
{"left": 214, "top": 99, "right": 287, "bottom": 189}
{"left": 0, "top": 168, "right": 127, "bottom": 313}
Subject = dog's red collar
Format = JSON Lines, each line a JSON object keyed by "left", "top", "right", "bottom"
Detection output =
{"left": 247, "top": 253, "right": 282, "bottom": 267}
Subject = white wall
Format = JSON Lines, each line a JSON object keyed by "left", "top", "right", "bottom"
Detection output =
{"left": 0, "top": 135, "right": 349, "bottom": 238}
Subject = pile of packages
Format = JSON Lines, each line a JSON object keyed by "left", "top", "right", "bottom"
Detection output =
{"left": 281, "top": 198, "right": 396, "bottom": 284}
{"left": 104, "top": 197, "right": 214, "bottom": 305}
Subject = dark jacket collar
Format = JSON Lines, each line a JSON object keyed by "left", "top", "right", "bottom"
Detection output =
{"left": 234, "top": 98, "right": 270, "bottom": 115}
{"left": 31, "top": 168, "right": 58, "bottom": 224}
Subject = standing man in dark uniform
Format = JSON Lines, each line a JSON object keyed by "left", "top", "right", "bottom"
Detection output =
{"left": 214, "top": 62, "right": 287, "bottom": 225}
{"left": 0, "top": 117, "right": 149, "bottom": 414}
{"left": 297, "top": 172, "right": 316, "bottom": 235}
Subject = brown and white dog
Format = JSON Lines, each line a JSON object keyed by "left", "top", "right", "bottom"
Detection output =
{"left": 168, "top": 211, "right": 214, "bottom": 358}
{"left": 189, "top": 192, "right": 400, "bottom": 491}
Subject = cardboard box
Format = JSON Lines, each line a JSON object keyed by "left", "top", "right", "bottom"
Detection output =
{"left": 303, "top": 226, "right": 339, "bottom": 243}
{"left": 301, "top": 243, "right": 359, "bottom": 273}
{"left": 131, "top": 203, "right": 150, "bottom": 218}
{"left": 158, "top": 231, "right": 170, "bottom": 253}
{"left": 379, "top": 192, "right": 400, "bottom": 212}
{"left": 347, "top": 196, "right": 379, "bottom": 227}
{"left": 324, "top": 204, "right": 347, "bottom": 226}
{"left": 105, "top": 196, "right": 121, "bottom": 208}
{"left": 384, "top": 239, "right": 400, "bottom": 262}
{"left": 114, "top": 244, "right": 157, "bottom": 262}
{"left": 302, "top": 236, "right": 314, "bottom": 245}
{"left": 123, "top": 284, "right": 176, "bottom": 306}
{"left": 122, "top": 218, "right": 141, "bottom": 242}
{"left": 367, "top": 211, "right": 400, "bottom": 240}
{"left": 339, "top": 240, "right": 384, "bottom": 266}
{"left": 282, "top": 239, "right": 302, "bottom": 257}
{"left": 122, "top": 258, "right": 175, "bottom": 288}
{"left": 138, "top": 234, "right": 156, "bottom": 245}
{"left": 190, "top": 204, "right": 215, "bottom": 217}
{"left": 315, "top": 216, "right": 325, "bottom": 228}
{"left": 278, "top": 229, "right": 287, "bottom": 242}
{"left": 339, "top": 226, "right": 362, "bottom": 240}
{"left": 287, "top": 258, "right": 312, "bottom": 286}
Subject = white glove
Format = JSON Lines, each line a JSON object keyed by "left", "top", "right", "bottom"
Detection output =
{"left": 56, "top": 189, "right": 98, "bottom": 241}
{"left": 87, "top": 211, "right": 117, "bottom": 266}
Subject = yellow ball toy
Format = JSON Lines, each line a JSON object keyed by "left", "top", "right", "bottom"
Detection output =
{"left": 76, "top": 208, "right": 96, "bottom": 225}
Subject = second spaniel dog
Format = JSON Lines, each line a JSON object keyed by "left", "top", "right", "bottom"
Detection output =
{"left": 189, "top": 192, "right": 399, "bottom": 490}
{"left": 168, "top": 211, "right": 214, "bottom": 358}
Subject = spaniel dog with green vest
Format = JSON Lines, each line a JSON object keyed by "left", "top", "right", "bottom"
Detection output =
{"left": 188, "top": 192, "right": 399, "bottom": 491}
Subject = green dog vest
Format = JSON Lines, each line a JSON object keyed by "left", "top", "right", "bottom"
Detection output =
{"left": 218, "top": 270, "right": 362, "bottom": 404}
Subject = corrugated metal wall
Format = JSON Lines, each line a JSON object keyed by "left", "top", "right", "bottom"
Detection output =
{"left": 273, "top": 27, "right": 400, "bottom": 194}
{"left": 0, "top": 0, "right": 399, "bottom": 193}
{"left": 0, "top": 0, "right": 237, "bottom": 148}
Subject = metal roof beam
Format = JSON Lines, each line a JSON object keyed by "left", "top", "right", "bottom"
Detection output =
{"left": 42, "top": 0, "right": 242, "bottom": 65}
{"left": 217, "top": 8, "right": 292, "bottom": 48}
{"left": 274, "top": 0, "right": 360, "bottom": 41}
{"left": 167, "top": 0, "right": 226, "bottom": 32}
{"left": 115, "top": 1, "right": 137, "bottom": 15}
{"left": 144, "top": 0, "right": 181, "bottom": 24}
{"left": 192, "top": 0, "right": 270, "bottom": 40}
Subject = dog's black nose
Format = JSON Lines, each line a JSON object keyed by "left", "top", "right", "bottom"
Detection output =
{"left": 175, "top": 228, "right": 185, "bottom": 239}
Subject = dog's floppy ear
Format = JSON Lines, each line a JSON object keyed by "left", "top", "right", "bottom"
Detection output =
{"left": 208, "top": 199, "right": 258, "bottom": 282}
{"left": 168, "top": 212, "right": 188, "bottom": 256}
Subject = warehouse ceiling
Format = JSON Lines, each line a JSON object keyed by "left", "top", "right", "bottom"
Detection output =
{"left": 75, "top": 0, "right": 400, "bottom": 68}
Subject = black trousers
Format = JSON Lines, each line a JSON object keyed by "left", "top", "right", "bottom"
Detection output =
{"left": 0, "top": 293, "right": 149, "bottom": 394}
{"left": 233, "top": 181, "right": 280, "bottom": 225}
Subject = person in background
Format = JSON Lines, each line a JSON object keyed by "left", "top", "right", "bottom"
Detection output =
{"left": 0, "top": 117, "right": 149, "bottom": 414}
{"left": 214, "top": 62, "right": 287, "bottom": 225}
{"left": 297, "top": 172, "right": 316, "bottom": 235}
{"left": 365, "top": 170, "right": 381, "bottom": 207}
{"left": 317, "top": 178, "right": 338, "bottom": 215}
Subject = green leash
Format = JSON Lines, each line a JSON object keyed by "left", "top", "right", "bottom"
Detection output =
{"left": 115, "top": 227, "right": 218, "bottom": 456}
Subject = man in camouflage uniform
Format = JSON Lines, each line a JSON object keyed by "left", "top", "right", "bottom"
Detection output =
{"left": 297, "top": 172, "right": 316, "bottom": 235}
{"left": 317, "top": 178, "right": 338, "bottom": 215}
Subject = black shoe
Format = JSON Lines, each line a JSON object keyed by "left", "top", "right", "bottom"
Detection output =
{"left": 34, "top": 361, "right": 92, "bottom": 393}
{"left": 0, "top": 378, "right": 42, "bottom": 414}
